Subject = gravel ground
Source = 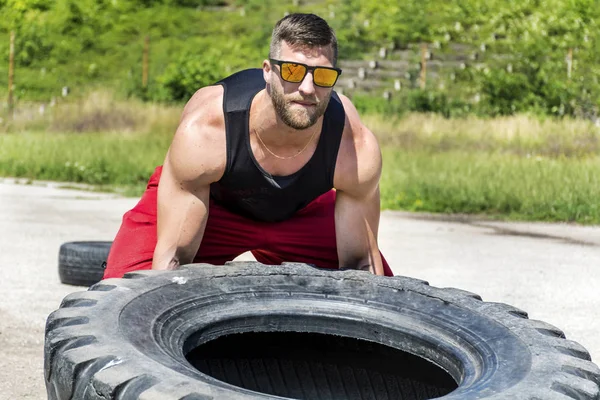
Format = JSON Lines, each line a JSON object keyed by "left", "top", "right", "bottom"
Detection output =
{"left": 1, "top": 178, "right": 599, "bottom": 399}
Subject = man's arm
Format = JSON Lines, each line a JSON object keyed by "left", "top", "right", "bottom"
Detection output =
{"left": 152, "top": 86, "right": 226, "bottom": 271}
{"left": 333, "top": 95, "right": 384, "bottom": 275}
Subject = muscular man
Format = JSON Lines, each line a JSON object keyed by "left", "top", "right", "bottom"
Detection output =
{"left": 104, "top": 13, "right": 393, "bottom": 278}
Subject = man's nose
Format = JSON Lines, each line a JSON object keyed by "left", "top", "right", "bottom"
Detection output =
{"left": 298, "top": 71, "right": 316, "bottom": 96}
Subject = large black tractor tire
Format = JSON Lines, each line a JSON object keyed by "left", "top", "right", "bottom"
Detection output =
{"left": 58, "top": 241, "right": 111, "bottom": 286}
{"left": 45, "top": 262, "right": 600, "bottom": 400}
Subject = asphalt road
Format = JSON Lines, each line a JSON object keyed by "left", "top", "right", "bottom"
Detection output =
{"left": 1, "top": 178, "right": 599, "bottom": 399}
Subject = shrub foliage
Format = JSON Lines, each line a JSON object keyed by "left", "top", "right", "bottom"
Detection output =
{"left": 0, "top": 0, "right": 598, "bottom": 118}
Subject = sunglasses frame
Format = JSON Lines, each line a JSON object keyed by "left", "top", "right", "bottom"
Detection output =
{"left": 269, "top": 59, "right": 342, "bottom": 88}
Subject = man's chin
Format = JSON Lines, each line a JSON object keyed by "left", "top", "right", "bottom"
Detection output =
{"left": 282, "top": 118, "right": 315, "bottom": 130}
{"left": 280, "top": 109, "right": 319, "bottom": 130}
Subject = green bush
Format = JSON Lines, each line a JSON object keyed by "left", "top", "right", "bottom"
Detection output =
{"left": 478, "top": 69, "right": 537, "bottom": 116}
{"left": 151, "top": 50, "right": 227, "bottom": 102}
{"left": 352, "top": 90, "right": 470, "bottom": 118}
{"left": 1, "top": 0, "right": 599, "bottom": 118}
{"left": 351, "top": 95, "right": 406, "bottom": 117}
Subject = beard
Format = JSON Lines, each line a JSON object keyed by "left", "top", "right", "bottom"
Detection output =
{"left": 268, "top": 83, "right": 331, "bottom": 130}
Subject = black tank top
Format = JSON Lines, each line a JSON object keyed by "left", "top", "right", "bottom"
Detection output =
{"left": 209, "top": 69, "right": 346, "bottom": 222}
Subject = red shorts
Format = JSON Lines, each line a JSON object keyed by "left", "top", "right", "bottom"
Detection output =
{"left": 104, "top": 166, "right": 393, "bottom": 278}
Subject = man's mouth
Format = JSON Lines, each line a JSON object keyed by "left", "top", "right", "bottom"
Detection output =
{"left": 291, "top": 100, "right": 316, "bottom": 106}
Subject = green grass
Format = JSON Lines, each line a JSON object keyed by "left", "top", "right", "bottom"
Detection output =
{"left": 381, "top": 149, "right": 600, "bottom": 224}
{"left": 364, "top": 113, "right": 600, "bottom": 158}
{"left": 0, "top": 131, "right": 171, "bottom": 195}
{"left": 2, "top": 131, "right": 599, "bottom": 224}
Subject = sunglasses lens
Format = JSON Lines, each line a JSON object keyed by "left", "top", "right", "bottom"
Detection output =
{"left": 280, "top": 63, "right": 307, "bottom": 83}
{"left": 314, "top": 68, "right": 339, "bottom": 87}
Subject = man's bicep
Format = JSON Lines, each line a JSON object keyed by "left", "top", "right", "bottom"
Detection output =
{"left": 156, "top": 120, "right": 221, "bottom": 238}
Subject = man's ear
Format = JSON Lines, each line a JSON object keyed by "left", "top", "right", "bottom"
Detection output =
{"left": 263, "top": 59, "right": 271, "bottom": 83}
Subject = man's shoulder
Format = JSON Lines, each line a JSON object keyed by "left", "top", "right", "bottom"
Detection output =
{"left": 336, "top": 93, "right": 379, "bottom": 153}
{"left": 173, "top": 85, "right": 227, "bottom": 151}
{"left": 167, "top": 85, "right": 227, "bottom": 184}
{"left": 181, "top": 85, "right": 225, "bottom": 128}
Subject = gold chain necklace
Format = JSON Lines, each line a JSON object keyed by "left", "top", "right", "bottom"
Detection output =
{"left": 254, "top": 129, "right": 319, "bottom": 160}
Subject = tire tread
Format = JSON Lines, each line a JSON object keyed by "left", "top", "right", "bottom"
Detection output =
{"left": 44, "top": 263, "right": 600, "bottom": 400}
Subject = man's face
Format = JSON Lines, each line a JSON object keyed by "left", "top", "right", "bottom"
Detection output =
{"left": 266, "top": 41, "right": 335, "bottom": 130}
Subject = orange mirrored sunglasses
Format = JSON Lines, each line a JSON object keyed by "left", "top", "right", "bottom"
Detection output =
{"left": 270, "top": 59, "right": 342, "bottom": 88}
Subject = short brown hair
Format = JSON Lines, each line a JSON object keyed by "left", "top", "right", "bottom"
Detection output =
{"left": 269, "top": 13, "right": 338, "bottom": 65}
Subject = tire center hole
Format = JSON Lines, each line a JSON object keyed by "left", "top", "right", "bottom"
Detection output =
{"left": 186, "top": 331, "right": 458, "bottom": 399}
